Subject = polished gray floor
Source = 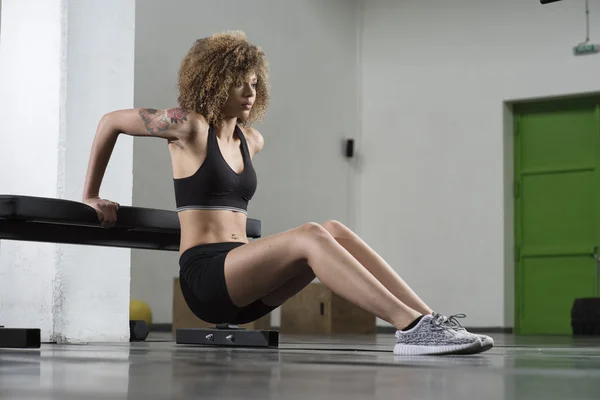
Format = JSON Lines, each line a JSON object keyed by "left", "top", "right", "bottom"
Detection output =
{"left": 1, "top": 331, "right": 599, "bottom": 399}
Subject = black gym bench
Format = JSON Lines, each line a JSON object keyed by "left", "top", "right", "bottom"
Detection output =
{"left": 0, "top": 194, "right": 278, "bottom": 349}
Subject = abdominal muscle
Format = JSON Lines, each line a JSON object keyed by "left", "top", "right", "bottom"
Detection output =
{"left": 177, "top": 209, "right": 249, "bottom": 255}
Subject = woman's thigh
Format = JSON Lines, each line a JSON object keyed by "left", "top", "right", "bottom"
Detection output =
{"left": 223, "top": 222, "right": 327, "bottom": 307}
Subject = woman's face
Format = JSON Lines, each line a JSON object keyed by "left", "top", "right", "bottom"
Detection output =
{"left": 222, "top": 72, "right": 257, "bottom": 121}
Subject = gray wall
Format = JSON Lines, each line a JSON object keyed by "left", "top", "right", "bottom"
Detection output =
{"left": 361, "top": 0, "right": 600, "bottom": 328}
{"left": 131, "top": 0, "right": 361, "bottom": 325}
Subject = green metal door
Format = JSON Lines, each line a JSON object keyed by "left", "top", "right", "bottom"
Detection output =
{"left": 514, "top": 96, "right": 600, "bottom": 335}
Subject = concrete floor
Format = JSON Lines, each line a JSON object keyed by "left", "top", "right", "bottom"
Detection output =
{"left": 1, "top": 332, "right": 599, "bottom": 400}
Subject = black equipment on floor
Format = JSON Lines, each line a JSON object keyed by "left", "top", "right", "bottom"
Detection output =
{"left": 571, "top": 298, "right": 600, "bottom": 335}
{"left": 0, "top": 327, "right": 41, "bottom": 349}
{"left": 0, "top": 194, "right": 277, "bottom": 349}
{"left": 129, "top": 320, "right": 150, "bottom": 342}
{"left": 177, "top": 323, "right": 279, "bottom": 348}
{"left": 571, "top": 246, "right": 600, "bottom": 336}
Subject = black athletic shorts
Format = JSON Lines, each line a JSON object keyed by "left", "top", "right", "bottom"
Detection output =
{"left": 178, "top": 242, "right": 276, "bottom": 325}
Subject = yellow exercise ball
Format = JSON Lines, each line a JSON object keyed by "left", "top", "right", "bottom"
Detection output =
{"left": 130, "top": 300, "right": 153, "bottom": 325}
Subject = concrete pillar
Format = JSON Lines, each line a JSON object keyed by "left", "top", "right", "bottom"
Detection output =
{"left": 0, "top": 0, "right": 135, "bottom": 343}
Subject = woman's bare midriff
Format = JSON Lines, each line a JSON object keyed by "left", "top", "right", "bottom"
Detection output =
{"left": 177, "top": 209, "right": 249, "bottom": 255}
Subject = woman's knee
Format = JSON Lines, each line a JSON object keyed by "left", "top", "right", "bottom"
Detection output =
{"left": 321, "top": 219, "right": 347, "bottom": 237}
{"left": 296, "top": 222, "right": 332, "bottom": 244}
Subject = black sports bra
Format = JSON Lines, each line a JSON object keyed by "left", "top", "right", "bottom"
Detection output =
{"left": 173, "top": 124, "right": 257, "bottom": 215}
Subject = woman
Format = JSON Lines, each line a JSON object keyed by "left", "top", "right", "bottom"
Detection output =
{"left": 82, "top": 31, "right": 492, "bottom": 356}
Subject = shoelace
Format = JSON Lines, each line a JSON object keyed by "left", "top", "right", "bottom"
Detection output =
{"left": 430, "top": 312, "right": 453, "bottom": 330}
{"left": 444, "top": 313, "right": 467, "bottom": 331}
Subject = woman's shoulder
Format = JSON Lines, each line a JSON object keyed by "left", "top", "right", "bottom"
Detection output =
{"left": 239, "top": 125, "right": 265, "bottom": 155}
{"left": 184, "top": 111, "right": 209, "bottom": 131}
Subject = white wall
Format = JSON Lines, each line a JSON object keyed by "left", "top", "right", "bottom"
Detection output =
{"left": 131, "top": 0, "right": 360, "bottom": 325}
{"left": 0, "top": 0, "right": 135, "bottom": 342}
{"left": 0, "top": 0, "right": 67, "bottom": 338}
{"left": 361, "top": 0, "right": 600, "bottom": 327}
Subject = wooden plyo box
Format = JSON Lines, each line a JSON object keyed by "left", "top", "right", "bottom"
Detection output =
{"left": 280, "top": 282, "right": 376, "bottom": 335}
{"left": 172, "top": 278, "right": 271, "bottom": 336}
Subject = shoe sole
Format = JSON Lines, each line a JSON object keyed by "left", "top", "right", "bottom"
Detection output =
{"left": 480, "top": 342, "right": 493, "bottom": 353}
{"left": 393, "top": 339, "right": 481, "bottom": 356}
{"left": 455, "top": 340, "right": 493, "bottom": 355}
{"left": 454, "top": 332, "right": 494, "bottom": 355}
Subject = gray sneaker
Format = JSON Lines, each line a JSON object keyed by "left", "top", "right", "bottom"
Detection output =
{"left": 394, "top": 313, "right": 482, "bottom": 356}
{"left": 443, "top": 313, "right": 494, "bottom": 353}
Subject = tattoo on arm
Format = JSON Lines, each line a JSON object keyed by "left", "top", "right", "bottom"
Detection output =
{"left": 138, "top": 108, "right": 167, "bottom": 135}
{"left": 138, "top": 108, "right": 189, "bottom": 135}
{"left": 166, "top": 108, "right": 189, "bottom": 124}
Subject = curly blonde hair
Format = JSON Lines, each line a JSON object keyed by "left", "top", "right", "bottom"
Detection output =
{"left": 177, "top": 31, "right": 269, "bottom": 127}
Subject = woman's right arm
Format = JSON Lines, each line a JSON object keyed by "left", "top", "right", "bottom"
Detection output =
{"left": 82, "top": 107, "right": 197, "bottom": 227}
